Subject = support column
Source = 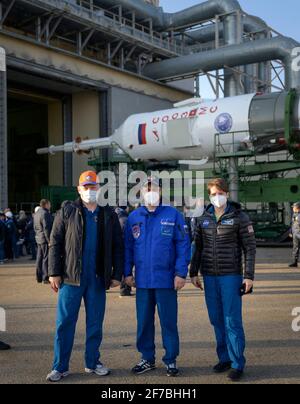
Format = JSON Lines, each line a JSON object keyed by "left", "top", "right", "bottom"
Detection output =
{"left": 223, "top": 12, "right": 242, "bottom": 202}
{"left": 223, "top": 12, "right": 243, "bottom": 97}
{"left": 0, "top": 47, "right": 7, "bottom": 209}
{"left": 257, "top": 32, "right": 272, "bottom": 94}
{"left": 244, "top": 64, "right": 256, "bottom": 94}
{"left": 63, "top": 96, "right": 73, "bottom": 187}
{"left": 99, "top": 90, "right": 109, "bottom": 163}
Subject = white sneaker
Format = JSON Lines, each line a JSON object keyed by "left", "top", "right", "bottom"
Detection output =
{"left": 46, "top": 370, "right": 69, "bottom": 382}
{"left": 85, "top": 362, "right": 111, "bottom": 377}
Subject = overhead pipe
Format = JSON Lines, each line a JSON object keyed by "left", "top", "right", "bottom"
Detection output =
{"left": 184, "top": 15, "right": 269, "bottom": 44}
{"left": 96, "top": 1, "right": 271, "bottom": 97}
{"left": 143, "top": 36, "right": 300, "bottom": 90}
{"left": 182, "top": 14, "right": 272, "bottom": 96}
{"left": 96, "top": 0, "right": 242, "bottom": 31}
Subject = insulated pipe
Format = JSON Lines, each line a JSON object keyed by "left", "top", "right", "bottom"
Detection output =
{"left": 223, "top": 12, "right": 243, "bottom": 97}
{"left": 96, "top": 0, "right": 242, "bottom": 30}
{"left": 96, "top": 1, "right": 270, "bottom": 99}
{"left": 244, "top": 64, "right": 258, "bottom": 93}
{"left": 222, "top": 11, "right": 242, "bottom": 202}
{"left": 184, "top": 15, "right": 269, "bottom": 44}
{"left": 96, "top": 0, "right": 164, "bottom": 27}
{"left": 143, "top": 36, "right": 300, "bottom": 90}
{"left": 183, "top": 14, "right": 271, "bottom": 96}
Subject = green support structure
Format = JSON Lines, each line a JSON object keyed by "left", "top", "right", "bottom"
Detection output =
{"left": 239, "top": 177, "right": 300, "bottom": 204}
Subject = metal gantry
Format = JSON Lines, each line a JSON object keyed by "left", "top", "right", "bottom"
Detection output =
{"left": 0, "top": 0, "right": 187, "bottom": 74}
{"left": 0, "top": 0, "right": 288, "bottom": 90}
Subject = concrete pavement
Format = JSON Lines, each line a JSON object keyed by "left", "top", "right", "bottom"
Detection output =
{"left": 0, "top": 248, "right": 300, "bottom": 384}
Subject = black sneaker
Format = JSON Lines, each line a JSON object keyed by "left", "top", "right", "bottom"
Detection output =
{"left": 289, "top": 262, "right": 298, "bottom": 268}
{"left": 213, "top": 362, "right": 232, "bottom": 374}
{"left": 119, "top": 290, "right": 132, "bottom": 297}
{"left": 132, "top": 360, "right": 156, "bottom": 375}
{"left": 166, "top": 363, "right": 179, "bottom": 377}
{"left": 228, "top": 369, "right": 244, "bottom": 382}
{"left": 0, "top": 341, "right": 11, "bottom": 351}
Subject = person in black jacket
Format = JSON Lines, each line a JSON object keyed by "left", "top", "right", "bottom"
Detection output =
{"left": 190, "top": 178, "right": 256, "bottom": 382}
{"left": 25, "top": 212, "right": 37, "bottom": 261}
{"left": 34, "top": 199, "right": 53, "bottom": 283}
{"left": 46, "top": 171, "right": 124, "bottom": 383}
{"left": 4, "top": 211, "right": 18, "bottom": 260}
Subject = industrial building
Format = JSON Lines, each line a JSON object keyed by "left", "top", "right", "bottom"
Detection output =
{"left": 0, "top": 0, "right": 300, "bottom": 244}
{"left": 0, "top": 0, "right": 194, "bottom": 210}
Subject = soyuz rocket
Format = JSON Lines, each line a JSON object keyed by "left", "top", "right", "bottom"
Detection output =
{"left": 37, "top": 90, "right": 300, "bottom": 162}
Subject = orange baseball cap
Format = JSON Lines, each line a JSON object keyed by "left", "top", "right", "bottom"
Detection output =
{"left": 79, "top": 171, "right": 98, "bottom": 186}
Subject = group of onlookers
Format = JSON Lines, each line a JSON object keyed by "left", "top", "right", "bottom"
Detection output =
{"left": 0, "top": 208, "right": 37, "bottom": 265}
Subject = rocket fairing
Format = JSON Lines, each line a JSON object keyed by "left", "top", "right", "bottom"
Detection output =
{"left": 37, "top": 91, "right": 300, "bottom": 162}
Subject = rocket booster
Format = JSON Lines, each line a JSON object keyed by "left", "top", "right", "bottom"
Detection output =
{"left": 37, "top": 90, "right": 300, "bottom": 162}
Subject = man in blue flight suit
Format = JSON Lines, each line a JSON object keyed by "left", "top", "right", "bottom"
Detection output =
{"left": 124, "top": 177, "right": 190, "bottom": 377}
{"left": 46, "top": 171, "right": 124, "bottom": 382}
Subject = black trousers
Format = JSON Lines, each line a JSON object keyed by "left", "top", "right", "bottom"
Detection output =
{"left": 36, "top": 243, "right": 49, "bottom": 282}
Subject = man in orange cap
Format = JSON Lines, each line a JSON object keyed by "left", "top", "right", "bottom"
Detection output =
{"left": 46, "top": 171, "right": 124, "bottom": 382}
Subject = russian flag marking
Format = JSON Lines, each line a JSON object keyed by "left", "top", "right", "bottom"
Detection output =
{"left": 138, "top": 123, "right": 147, "bottom": 145}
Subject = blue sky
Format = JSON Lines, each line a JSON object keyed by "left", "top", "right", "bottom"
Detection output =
{"left": 160, "top": 0, "right": 300, "bottom": 41}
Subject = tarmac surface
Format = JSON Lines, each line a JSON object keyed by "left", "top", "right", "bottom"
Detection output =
{"left": 0, "top": 247, "right": 300, "bottom": 384}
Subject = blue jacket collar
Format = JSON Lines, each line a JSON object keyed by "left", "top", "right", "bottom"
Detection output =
{"left": 140, "top": 205, "right": 166, "bottom": 216}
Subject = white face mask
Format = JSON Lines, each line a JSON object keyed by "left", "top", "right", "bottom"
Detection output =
{"left": 81, "top": 189, "right": 97, "bottom": 204}
{"left": 210, "top": 194, "right": 227, "bottom": 209}
{"left": 144, "top": 191, "right": 160, "bottom": 207}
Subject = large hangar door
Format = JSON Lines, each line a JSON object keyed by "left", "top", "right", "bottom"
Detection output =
{"left": 7, "top": 96, "right": 49, "bottom": 208}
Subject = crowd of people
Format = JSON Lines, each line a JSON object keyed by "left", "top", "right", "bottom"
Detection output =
{"left": 0, "top": 208, "right": 37, "bottom": 265}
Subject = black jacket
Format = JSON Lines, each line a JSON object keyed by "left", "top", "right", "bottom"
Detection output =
{"left": 190, "top": 202, "right": 256, "bottom": 280}
{"left": 34, "top": 208, "right": 53, "bottom": 245}
{"left": 48, "top": 199, "right": 124, "bottom": 290}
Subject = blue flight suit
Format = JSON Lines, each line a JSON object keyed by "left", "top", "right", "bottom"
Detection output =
{"left": 53, "top": 207, "right": 106, "bottom": 373}
{"left": 124, "top": 205, "right": 190, "bottom": 365}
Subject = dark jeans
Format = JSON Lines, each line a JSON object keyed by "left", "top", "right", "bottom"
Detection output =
{"left": 204, "top": 275, "right": 246, "bottom": 371}
{"left": 53, "top": 276, "right": 106, "bottom": 373}
{"left": 136, "top": 288, "right": 179, "bottom": 365}
{"left": 36, "top": 244, "right": 49, "bottom": 282}
{"left": 29, "top": 240, "right": 37, "bottom": 260}
{"left": 0, "top": 240, "right": 4, "bottom": 262}
{"left": 5, "top": 238, "right": 13, "bottom": 260}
